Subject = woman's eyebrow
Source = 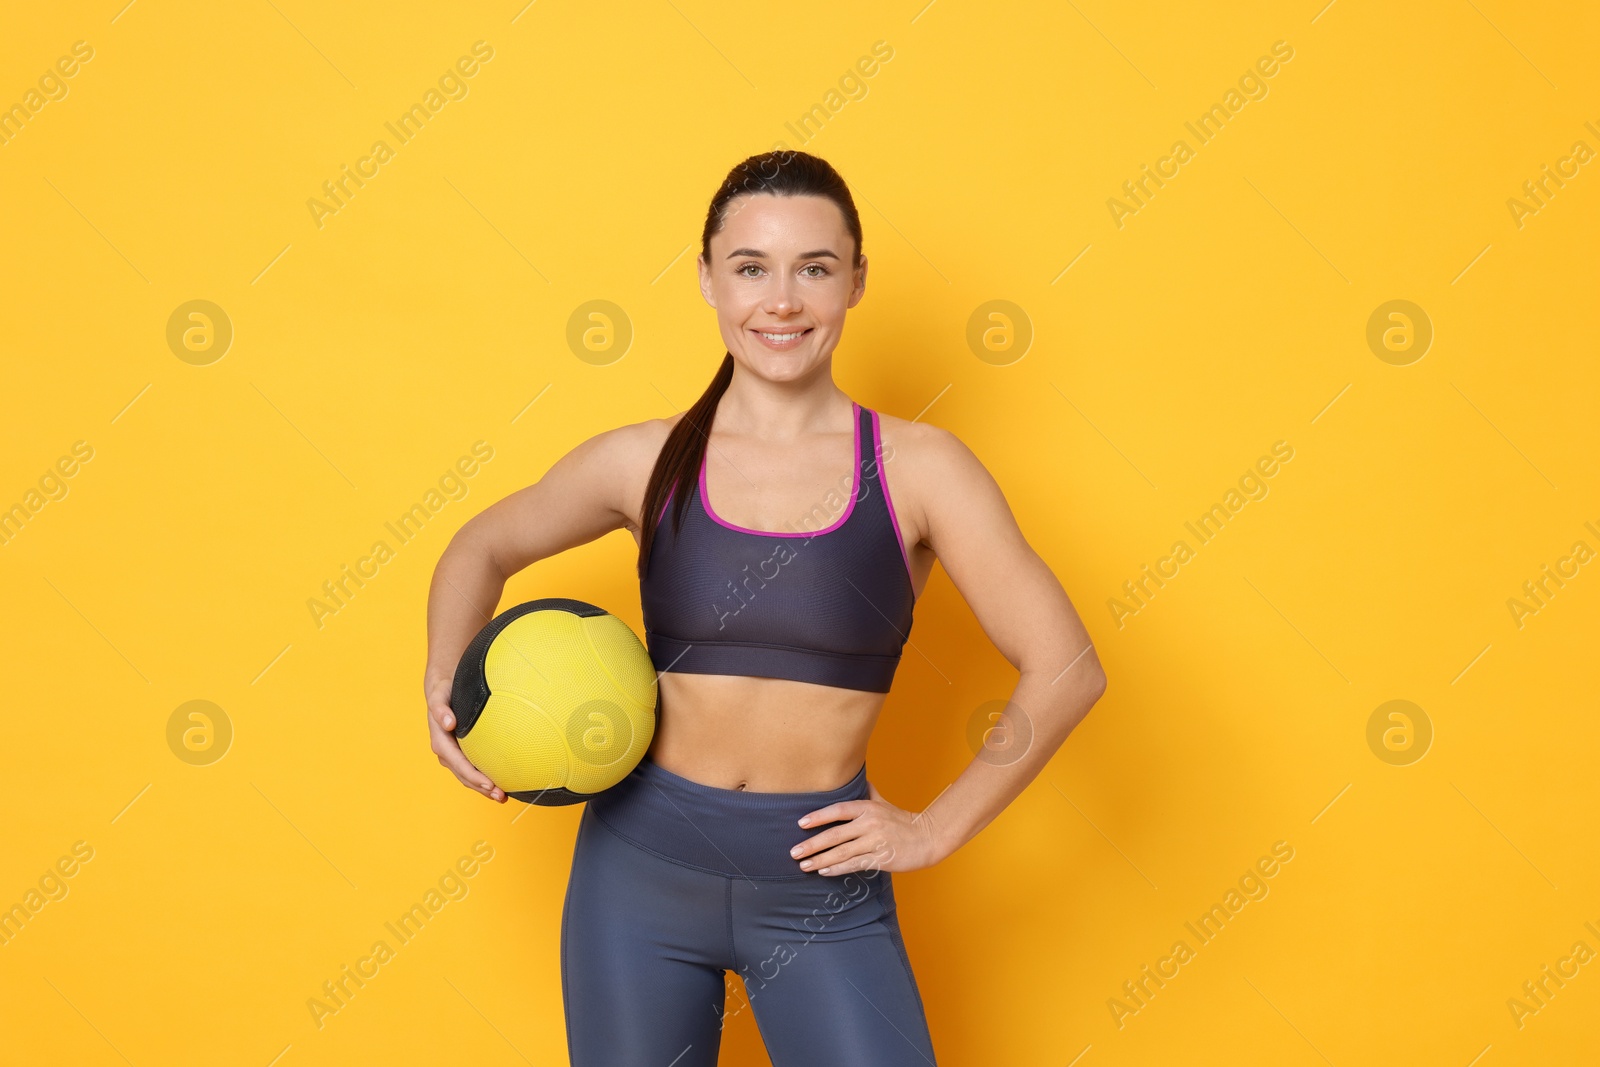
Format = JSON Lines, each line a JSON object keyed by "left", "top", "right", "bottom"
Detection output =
{"left": 725, "top": 248, "right": 841, "bottom": 260}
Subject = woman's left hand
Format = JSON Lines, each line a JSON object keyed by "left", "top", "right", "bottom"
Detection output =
{"left": 790, "top": 780, "right": 946, "bottom": 876}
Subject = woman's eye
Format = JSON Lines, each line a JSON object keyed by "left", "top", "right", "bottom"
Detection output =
{"left": 737, "top": 263, "right": 827, "bottom": 278}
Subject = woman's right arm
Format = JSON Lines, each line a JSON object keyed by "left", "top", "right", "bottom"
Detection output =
{"left": 423, "top": 421, "right": 654, "bottom": 802}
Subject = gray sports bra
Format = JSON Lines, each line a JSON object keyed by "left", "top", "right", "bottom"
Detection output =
{"left": 639, "top": 402, "right": 915, "bottom": 693}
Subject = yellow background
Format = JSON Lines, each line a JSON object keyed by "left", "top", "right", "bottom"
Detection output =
{"left": 3, "top": 0, "right": 1597, "bottom": 1063}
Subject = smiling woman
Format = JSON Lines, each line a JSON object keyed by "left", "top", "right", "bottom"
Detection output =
{"left": 424, "top": 149, "right": 1106, "bottom": 1065}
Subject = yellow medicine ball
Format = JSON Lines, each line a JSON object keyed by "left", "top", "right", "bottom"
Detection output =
{"left": 450, "top": 598, "right": 657, "bottom": 805}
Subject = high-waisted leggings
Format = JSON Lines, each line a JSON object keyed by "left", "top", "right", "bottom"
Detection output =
{"left": 561, "top": 754, "right": 938, "bottom": 1066}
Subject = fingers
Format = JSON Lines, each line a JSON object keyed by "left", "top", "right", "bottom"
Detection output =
{"left": 801, "top": 838, "right": 893, "bottom": 876}
{"left": 446, "top": 752, "right": 504, "bottom": 802}
{"left": 790, "top": 823, "right": 854, "bottom": 861}
{"left": 791, "top": 815, "right": 891, "bottom": 874}
{"left": 425, "top": 681, "right": 456, "bottom": 732}
{"left": 791, "top": 798, "right": 903, "bottom": 874}
{"left": 426, "top": 704, "right": 505, "bottom": 802}
{"left": 423, "top": 685, "right": 498, "bottom": 800}
{"left": 797, "top": 798, "right": 869, "bottom": 829}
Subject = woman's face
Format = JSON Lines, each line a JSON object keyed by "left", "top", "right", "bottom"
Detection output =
{"left": 698, "top": 192, "right": 866, "bottom": 383}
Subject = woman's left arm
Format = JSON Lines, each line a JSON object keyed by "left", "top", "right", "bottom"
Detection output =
{"left": 793, "top": 422, "right": 1107, "bottom": 875}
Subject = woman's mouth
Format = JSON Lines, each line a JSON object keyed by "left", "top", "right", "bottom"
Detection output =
{"left": 751, "top": 327, "right": 811, "bottom": 350}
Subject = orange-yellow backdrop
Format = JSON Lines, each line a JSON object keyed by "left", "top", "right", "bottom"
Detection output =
{"left": 3, "top": 1, "right": 1597, "bottom": 1064}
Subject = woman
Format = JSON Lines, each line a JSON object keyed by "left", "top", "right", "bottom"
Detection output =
{"left": 424, "top": 150, "right": 1107, "bottom": 1065}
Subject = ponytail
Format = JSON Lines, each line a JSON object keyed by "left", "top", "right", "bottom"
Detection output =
{"left": 636, "top": 353, "right": 734, "bottom": 577}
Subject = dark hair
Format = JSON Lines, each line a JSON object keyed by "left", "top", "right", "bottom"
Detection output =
{"left": 635, "top": 150, "right": 864, "bottom": 578}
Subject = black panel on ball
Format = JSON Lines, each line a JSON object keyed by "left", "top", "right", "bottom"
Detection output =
{"left": 508, "top": 786, "right": 592, "bottom": 806}
{"left": 449, "top": 597, "right": 607, "bottom": 739}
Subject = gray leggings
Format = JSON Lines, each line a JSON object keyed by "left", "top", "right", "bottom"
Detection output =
{"left": 561, "top": 755, "right": 938, "bottom": 1066}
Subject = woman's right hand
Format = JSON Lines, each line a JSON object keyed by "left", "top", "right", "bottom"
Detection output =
{"left": 426, "top": 675, "right": 506, "bottom": 803}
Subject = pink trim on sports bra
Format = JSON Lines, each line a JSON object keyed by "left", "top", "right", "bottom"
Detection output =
{"left": 870, "top": 408, "right": 913, "bottom": 582}
{"left": 697, "top": 401, "right": 862, "bottom": 537}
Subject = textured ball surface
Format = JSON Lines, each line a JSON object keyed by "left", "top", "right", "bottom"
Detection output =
{"left": 450, "top": 598, "right": 657, "bottom": 805}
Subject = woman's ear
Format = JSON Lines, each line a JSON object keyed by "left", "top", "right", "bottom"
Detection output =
{"left": 697, "top": 255, "right": 716, "bottom": 307}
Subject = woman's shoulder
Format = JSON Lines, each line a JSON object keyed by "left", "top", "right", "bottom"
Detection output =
{"left": 575, "top": 413, "right": 682, "bottom": 534}
{"left": 866, "top": 407, "right": 967, "bottom": 472}
{"left": 582, "top": 411, "right": 679, "bottom": 463}
{"left": 863, "top": 407, "right": 984, "bottom": 547}
{"left": 538, "top": 413, "right": 672, "bottom": 495}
